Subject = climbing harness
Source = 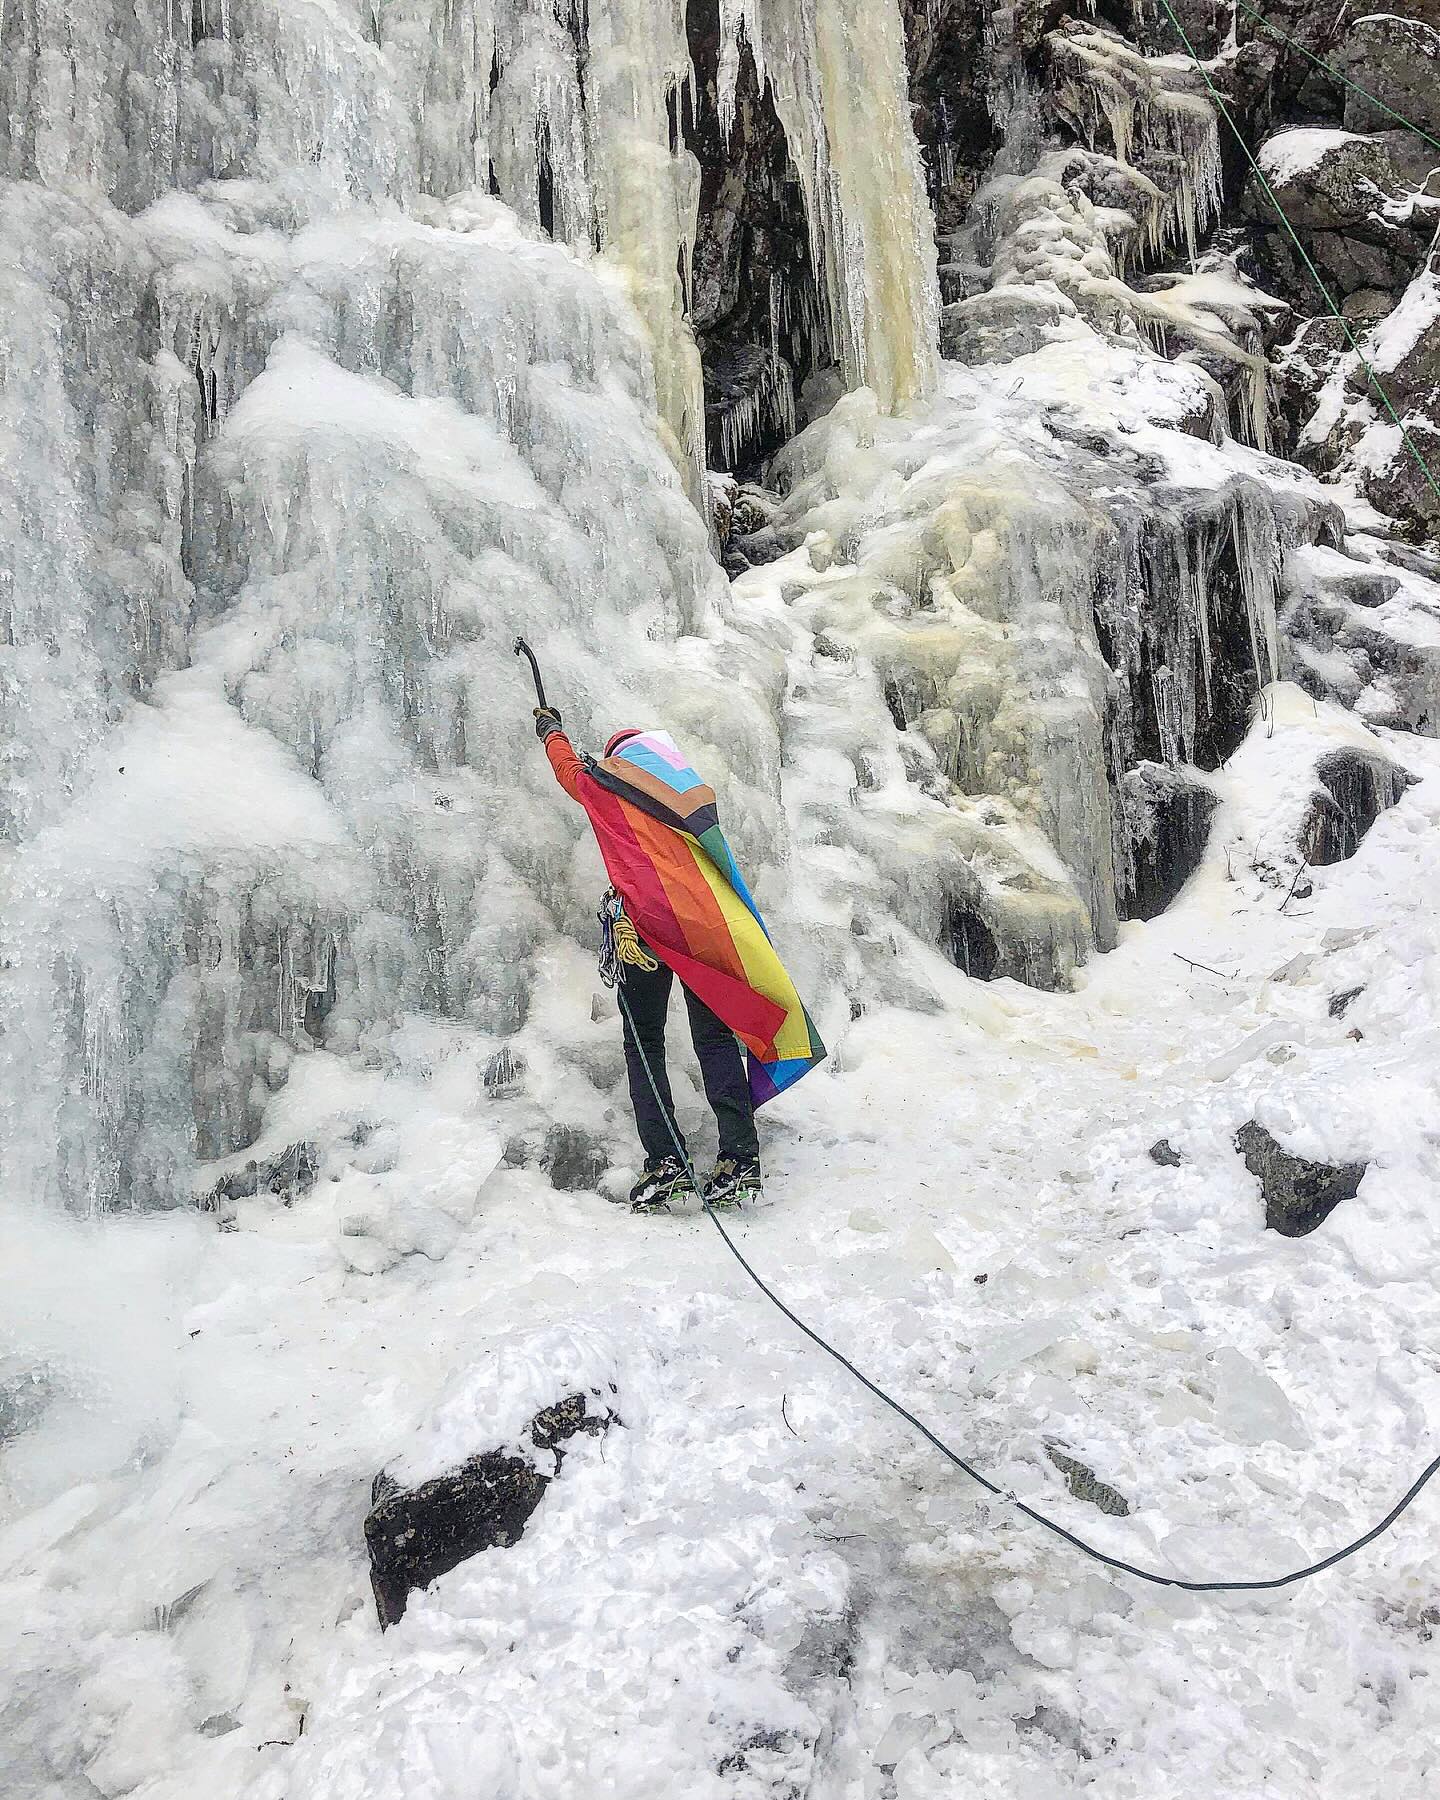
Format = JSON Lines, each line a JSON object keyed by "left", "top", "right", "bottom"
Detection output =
{"left": 1233, "top": 1, "right": 1440, "bottom": 158}
{"left": 1155, "top": 0, "right": 1440, "bottom": 511}
{"left": 616, "top": 978, "right": 1440, "bottom": 1593}
{"left": 598, "top": 887, "right": 659, "bottom": 989}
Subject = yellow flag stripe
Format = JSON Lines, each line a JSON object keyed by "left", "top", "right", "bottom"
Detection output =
{"left": 683, "top": 836, "right": 813, "bottom": 1060}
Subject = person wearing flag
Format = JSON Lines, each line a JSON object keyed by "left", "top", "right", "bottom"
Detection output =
{"left": 533, "top": 706, "right": 824, "bottom": 1213}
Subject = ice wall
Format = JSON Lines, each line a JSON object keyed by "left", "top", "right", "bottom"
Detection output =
{"left": 0, "top": 1, "right": 811, "bottom": 1210}
{"left": 730, "top": 333, "right": 1340, "bottom": 997}
{"left": 714, "top": 0, "right": 940, "bottom": 415}
{"left": 0, "top": 0, "right": 1406, "bottom": 1214}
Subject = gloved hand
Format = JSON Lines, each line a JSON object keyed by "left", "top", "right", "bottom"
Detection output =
{"left": 534, "top": 706, "right": 563, "bottom": 742}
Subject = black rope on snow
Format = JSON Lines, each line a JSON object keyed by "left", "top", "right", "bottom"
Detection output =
{"left": 614, "top": 983, "right": 1440, "bottom": 1594}
{"left": 597, "top": 12, "right": 1440, "bottom": 1587}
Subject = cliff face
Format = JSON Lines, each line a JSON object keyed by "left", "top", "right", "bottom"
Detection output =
{"left": 4, "top": 9, "right": 1440, "bottom": 1799}
{"left": 0, "top": 1, "right": 1436, "bottom": 1211}
{"left": 696, "top": 2, "right": 1439, "bottom": 527}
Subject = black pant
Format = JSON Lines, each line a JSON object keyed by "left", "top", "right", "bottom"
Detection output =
{"left": 620, "top": 954, "right": 759, "bottom": 1165}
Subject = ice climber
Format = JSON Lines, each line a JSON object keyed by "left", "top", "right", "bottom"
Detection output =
{"left": 534, "top": 705, "right": 825, "bottom": 1214}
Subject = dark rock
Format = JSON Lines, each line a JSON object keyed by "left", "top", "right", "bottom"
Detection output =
{"left": 943, "top": 898, "right": 1000, "bottom": 981}
{"left": 1350, "top": 233, "right": 1440, "bottom": 537}
{"left": 1315, "top": 565, "right": 1400, "bottom": 610}
{"left": 482, "top": 1044, "right": 524, "bottom": 1097}
{"left": 199, "top": 1140, "right": 318, "bottom": 1211}
{"left": 302, "top": 943, "right": 338, "bottom": 1044}
{"left": 1271, "top": 315, "right": 1349, "bottom": 462}
{"left": 1304, "top": 748, "right": 1414, "bottom": 865}
{"left": 365, "top": 1393, "right": 617, "bottom": 1628}
{"left": 901, "top": 0, "right": 999, "bottom": 236}
{"left": 542, "top": 1124, "right": 608, "bottom": 1193}
{"left": 1340, "top": 287, "right": 1395, "bottom": 330}
{"left": 1235, "top": 1119, "right": 1367, "bottom": 1236}
{"left": 1328, "top": 986, "right": 1364, "bottom": 1018}
{"left": 1046, "top": 1443, "right": 1131, "bottom": 1516}
{"left": 1334, "top": 14, "right": 1440, "bottom": 140}
{"left": 1241, "top": 127, "right": 1430, "bottom": 323}
{"left": 1241, "top": 132, "right": 1404, "bottom": 234}
{"left": 684, "top": 1, "right": 831, "bottom": 473}
{"left": 1117, "top": 763, "right": 1218, "bottom": 921}
{"left": 1148, "top": 1138, "right": 1184, "bottom": 1167}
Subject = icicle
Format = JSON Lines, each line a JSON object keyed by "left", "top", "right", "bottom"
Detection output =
{"left": 740, "top": 0, "right": 939, "bottom": 416}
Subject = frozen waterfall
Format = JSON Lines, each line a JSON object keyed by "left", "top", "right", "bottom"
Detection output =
{"left": 6, "top": 2, "right": 1440, "bottom": 1797}
{"left": 0, "top": 0, "right": 1375, "bottom": 1213}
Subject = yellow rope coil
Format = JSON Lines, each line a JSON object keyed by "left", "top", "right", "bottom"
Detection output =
{"left": 612, "top": 910, "right": 659, "bottom": 972}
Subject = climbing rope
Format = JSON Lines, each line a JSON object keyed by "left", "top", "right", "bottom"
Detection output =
{"left": 583, "top": 0, "right": 1440, "bottom": 1602}
{"left": 1233, "top": 0, "right": 1440, "bottom": 158}
{"left": 1153, "top": 0, "right": 1440, "bottom": 511}
{"left": 615, "top": 978, "right": 1440, "bottom": 1592}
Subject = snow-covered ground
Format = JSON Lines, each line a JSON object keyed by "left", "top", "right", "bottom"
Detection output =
{"left": 5, "top": 687, "right": 1438, "bottom": 1800}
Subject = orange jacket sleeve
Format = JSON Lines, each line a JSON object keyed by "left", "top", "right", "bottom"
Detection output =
{"left": 544, "top": 731, "right": 589, "bottom": 804}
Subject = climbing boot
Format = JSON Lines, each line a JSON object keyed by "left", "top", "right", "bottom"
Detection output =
{"left": 629, "top": 1156, "right": 689, "bottom": 1214}
{"left": 705, "top": 1156, "right": 763, "bottom": 1210}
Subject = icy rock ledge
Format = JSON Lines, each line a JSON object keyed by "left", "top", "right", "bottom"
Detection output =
{"left": 366, "top": 1390, "right": 618, "bottom": 1628}
{"left": 1235, "top": 1120, "right": 1369, "bottom": 1237}
{"left": 1305, "top": 748, "right": 1416, "bottom": 865}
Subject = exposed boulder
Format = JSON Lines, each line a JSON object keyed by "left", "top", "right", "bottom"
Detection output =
{"left": 365, "top": 1393, "right": 617, "bottom": 1628}
{"left": 199, "top": 1140, "right": 318, "bottom": 1215}
{"left": 1149, "top": 1138, "right": 1184, "bottom": 1166}
{"left": 1280, "top": 540, "right": 1440, "bottom": 733}
{"left": 1117, "top": 762, "right": 1218, "bottom": 920}
{"left": 542, "top": 1124, "right": 608, "bottom": 1193}
{"left": 1242, "top": 129, "right": 1421, "bottom": 305}
{"left": 1235, "top": 1119, "right": 1367, "bottom": 1235}
{"left": 1245, "top": 130, "right": 1403, "bottom": 234}
{"left": 1304, "top": 747, "right": 1414, "bottom": 864}
{"left": 1334, "top": 13, "right": 1440, "bottom": 141}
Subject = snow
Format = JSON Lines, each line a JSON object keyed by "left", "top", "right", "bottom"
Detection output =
{"left": 4, "top": 1, "right": 1440, "bottom": 1795}
{"left": 1367, "top": 237, "right": 1440, "bottom": 375}
{"left": 1257, "top": 128, "right": 1359, "bottom": 186}
{"left": 7, "top": 695, "right": 1440, "bottom": 1799}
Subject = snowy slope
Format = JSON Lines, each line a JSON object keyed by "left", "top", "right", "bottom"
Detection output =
{"left": 4, "top": 1, "right": 1440, "bottom": 1796}
{"left": 5, "top": 692, "right": 1438, "bottom": 1800}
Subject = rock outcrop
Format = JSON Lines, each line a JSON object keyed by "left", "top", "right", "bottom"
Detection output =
{"left": 365, "top": 1393, "right": 617, "bottom": 1628}
{"left": 1235, "top": 1119, "right": 1367, "bottom": 1236}
{"left": 1046, "top": 1443, "right": 1132, "bottom": 1516}
{"left": 1305, "top": 748, "right": 1414, "bottom": 864}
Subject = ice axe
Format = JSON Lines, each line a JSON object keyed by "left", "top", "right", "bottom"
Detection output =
{"left": 513, "top": 636, "right": 550, "bottom": 711}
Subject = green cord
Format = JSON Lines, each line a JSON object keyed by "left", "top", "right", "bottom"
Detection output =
{"left": 1154, "top": 0, "right": 1440, "bottom": 508}
{"left": 1234, "top": 0, "right": 1440, "bottom": 158}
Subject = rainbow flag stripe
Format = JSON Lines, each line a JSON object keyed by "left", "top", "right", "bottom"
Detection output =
{"left": 582, "top": 731, "right": 825, "bottom": 1105}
